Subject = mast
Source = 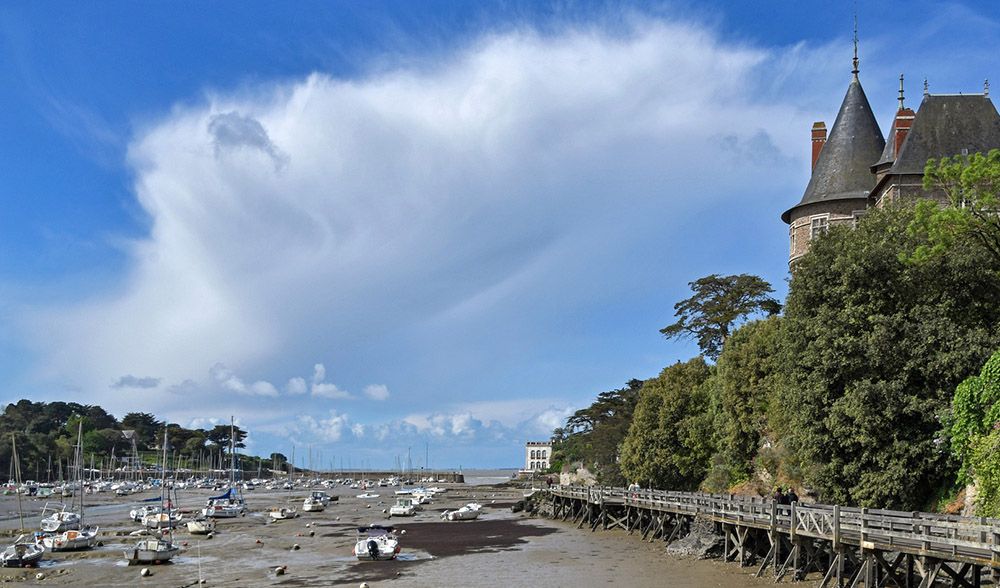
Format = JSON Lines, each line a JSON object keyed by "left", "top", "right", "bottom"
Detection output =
{"left": 12, "top": 434, "right": 23, "bottom": 533}
{"left": 229, "top": 416, "right": 236, "bottom": 487}
{"left": 76, "top": 420, "right": 85, "bottom": 525}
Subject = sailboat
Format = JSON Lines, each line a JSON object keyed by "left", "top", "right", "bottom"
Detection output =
{"left": 199, "top": 417, "right": 246, "bottom": 519}
{"left": 1, "top": 435, "right": 44, "bottom": 567}
{"left": 40, "top": 422, "right": 99, "bottom": 551}
{"left": 124, "top": 430, "right": 179, "bottom": 565}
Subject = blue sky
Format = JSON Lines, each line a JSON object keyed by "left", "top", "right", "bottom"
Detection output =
{"left": 2, "top": 1, "right": 998, "bottom": 469}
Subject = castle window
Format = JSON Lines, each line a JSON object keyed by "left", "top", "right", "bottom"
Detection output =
{"left": 541, "top": 450, "right": 547, "bottom": 458}
{"left": 790, "top": 226, "right": 797, "bottom": 252}
{"left": 852, "top": 210, "right": 866, "bottom": 228}
{"left": 810, "top": 216, "right": 829, "bottom": 240}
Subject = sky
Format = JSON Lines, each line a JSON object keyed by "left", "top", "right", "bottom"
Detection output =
{"left": 1, "top": 1, "right": 998, "bottom": 469}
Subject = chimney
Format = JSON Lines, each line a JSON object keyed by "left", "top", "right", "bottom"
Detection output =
{"left": 893, "top": 108, "right": 915, "bottom": 156}
{"left": 811, "top": 122, "right": 827, "bottom": 170}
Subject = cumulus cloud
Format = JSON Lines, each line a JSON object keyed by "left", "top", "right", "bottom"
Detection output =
{"left": 295, "top": 410, "right": 353, "bottom": 442}
{"left": 209, "top": 363, "right": 279, "bottom": 397}
{"left": 363, "top": 384, "right": 389, "bottom": 401}
{"left": 23, "top": 17, "right": 824, "bottom": 424}
{"left": 111, "top": 375, "right": 161, "bottom": 389}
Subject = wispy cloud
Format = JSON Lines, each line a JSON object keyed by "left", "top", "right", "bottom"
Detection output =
{"left": 111, "top": 374, "right": 161, "bottom": 389}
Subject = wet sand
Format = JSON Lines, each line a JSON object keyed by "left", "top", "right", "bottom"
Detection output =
{"left": 0, "top": 485, "right": 772, "bottom": 586}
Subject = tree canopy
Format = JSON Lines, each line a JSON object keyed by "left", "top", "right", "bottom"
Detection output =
{"left": 660, "top": 274, "right": 781, "bottom": 360}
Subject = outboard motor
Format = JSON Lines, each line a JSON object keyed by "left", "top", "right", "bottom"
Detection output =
{"left": 367, "top": 539, "right": 380, "bottom": 560}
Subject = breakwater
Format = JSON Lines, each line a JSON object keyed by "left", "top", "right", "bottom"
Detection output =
{"left": 550, "top": 485, "right": 1000, "bottom": 587}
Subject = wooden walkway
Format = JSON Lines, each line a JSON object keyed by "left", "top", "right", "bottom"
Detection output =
{"left": 549, "top": 485, "right": 1000, "bottom": 587}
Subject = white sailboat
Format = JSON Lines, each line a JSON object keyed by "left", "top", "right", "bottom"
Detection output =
{"left": 1, "top": 436, "right": 43, "bottom": 568}
{"left": 40, "top": 422, "right": 99, "bottom": 551}
{"left": 442, "top": 502, "right": 482, "bottom": 521}
{"left": 124, "top": 430, "right": 179, "bottom": 565}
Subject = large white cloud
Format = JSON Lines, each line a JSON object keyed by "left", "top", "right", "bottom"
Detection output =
{"left": 22, "top": 18, "right": 831, "bottom": 452}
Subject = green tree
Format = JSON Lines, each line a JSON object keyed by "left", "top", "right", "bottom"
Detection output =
{"left": 120, "top": 412, "right": 162, "bottom": 450}
{"left": 907, "top": 149, "right": 1000, "bottom": 264}
{"left": 619, "top": 358, "right": 714, "bottom": 489}
{"left": 949, "top": 348, "right": 1000, "bottom": 515}
{"left": 660, "top": 274, "right": 781, "bottom": 361}
{"left": 713, "top": 316, "right": 785, "bottom": 486}
{"left": 551, "top": 379, "right": 644, "bottom": 485}
{"left": 781, "top": 203, "right": 1000, "bottom": 509}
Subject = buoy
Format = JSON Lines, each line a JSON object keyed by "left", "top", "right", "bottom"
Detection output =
{"left": 199, "top": 579, "right": 207, "bottom": 584}
{"left": 255, "top": 539, "right": 262, "bottom": 544}
{"left": 35, "top": 572, "right": 45, "bottom": 580}
{"left": 274, "top": 567, "right": 285, "bottom": 576}
{"left": 360, "top": 583, "right": 370, "bottom": 588}
{"left": 308, "top": 531, "right": 315, "bottom": 537}
{"left": 140, "top": 568, "right": 151, "bottom": 577}
{"left": 292, "top": 543, "right": 300, "bottom": 551}
{"left": 206, "top": 532, "right": 214, "bottom": 539}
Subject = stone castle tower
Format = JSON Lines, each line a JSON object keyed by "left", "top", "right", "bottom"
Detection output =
{"left": 781, "top": 48, "right": 884, "bottom": 265}
{"left": 782, "top": 48, "right": 1000, "bottom": 265}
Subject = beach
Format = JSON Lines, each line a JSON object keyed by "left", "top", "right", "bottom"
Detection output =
{"left": 0, "top": 482, "right": 770, "bottom": 587}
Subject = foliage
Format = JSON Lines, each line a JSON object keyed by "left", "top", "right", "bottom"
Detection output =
{"left": 551, "top": 379, "right": 643, "bottom": 485}
{"left": 619, "top": 358, "right": 715, "bottom": 490}
{"left": 0, "top": 400, "right": 263, "bottom": 481}
{"left": 906, "top": 149, "right": 1000, "bottom": 264}
{"left": 713, "top": 316, "right": 784, "bottom": 485}
{"left": 660, "top": 274, "right": 781, "bottom": 361}
{"left": 781, "top": 203, "right": 1000, "bottom": 509}
{"left": 948, "top": 348, "right": 1000, "bottom": 515}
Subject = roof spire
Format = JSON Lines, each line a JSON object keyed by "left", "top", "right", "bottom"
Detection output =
{"left": 924, "top": 78, "right": 929, "bottom": 96}
{"left": 986, "top": 79, "right": 990, "bottom": 97}
{"left": 898, "top": 74, "right": 905, "bottom": 109}
{"left": 852, "top": 13, "right": 859, "bottom": 79}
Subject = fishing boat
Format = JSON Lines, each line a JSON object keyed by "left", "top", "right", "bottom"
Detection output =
{"left": 442, "top": 502, "right": 482, "bottom": 521}
{"left": 388, "top": 497, "right": 416, "bottom": 517}
{"left": 268, "top": 507, "right": 298, "bottom": 520}
{"left": 124, "top": 430, "right": 179, "bottom": 565}
{"left": 0, "top": 536, "right": 44, "bottom": 568}
{"left": 352, "top": 525, "right": 400, "bottom": 560}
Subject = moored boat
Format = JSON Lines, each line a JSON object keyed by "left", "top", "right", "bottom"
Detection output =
{"left": 352, "top": 525, "right": 400, "bottom": 560}
{"left": 39, "top": 527, "right": 99, "bottom": 552}
{"left": 0, "top": 536, "right": 43, "bottom": 568}
{"left": 302, "top": 497, "right": 325, "bottom": 512}
{"left": 39, "top": 503, "right": 81, "bottom": 532}
{"left": 124, "top": 537, "right": 180, "bottom": 565}
{"left": 389, "top": 497, "right": 416, "bottom": 517}
{"left": 442, "top": 502, "right": 482, "bottom": 521}
{"left": 268, "top": 507, "right": 298, "bottom": 520}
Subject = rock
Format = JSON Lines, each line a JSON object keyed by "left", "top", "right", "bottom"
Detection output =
{"left": 34, "top": 573, "right": 45, "bottom": 580}
{"left": 140, "top": 568, "right": 151, "bottom": 577}
{"left": 664, "top": 516, "right": 723, "bottom": 559}
{"left": 308, "top": 531, "right": 315, "bottom": 537}
{"left": 274, "top": 567, "right": 285, "bottom": 576}
{"left": 291, "top": 544, "right": 300, "bottom": 551}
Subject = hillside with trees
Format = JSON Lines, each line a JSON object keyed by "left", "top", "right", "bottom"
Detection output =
{"left": 551, "top": 150, "right": 1000, "bottom": 514}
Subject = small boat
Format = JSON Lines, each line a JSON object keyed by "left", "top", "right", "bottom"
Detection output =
{"left": 353, "top": 525, "right": 400, "bottom": 560}
{"left": 356, "top": 492, "right": 380, "bottom": 499}
{"left": 302, "top": 497, "right": 325, "bottom": 512}
{"left": 39, "top": 503, "right": 81, "bottom": 532}
{"left": 39, "top": 527, "right": 100, "bottom": 551}
{"left": 130, "top": 505, "right": 161, "bottom": 522}
{"left": 143, "top": 511, "right": 183, "bottom": 529}
{"left": 268, "top": 507, "right": 298, "bottom": 520}
{"left": 124, "top": 537, "right": 180, "bottom": 565}
{"left": 186, "top": 519, "right": 214, "bottom": 535}
{"left": 442, "top": 502, "right": 482, "bottom": 521}
{"left": 310, "top": 490, "right": 335, "bottom": 505}
{"left": 388, "top": 497, "right": 416, "bottom": 517}
{"left": 0, "top": 536, "right": 44, "bottom": 567}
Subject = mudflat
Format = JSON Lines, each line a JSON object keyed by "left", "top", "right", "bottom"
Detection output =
{"left": 0, "top": 485, "right": 769, "bottom": 587}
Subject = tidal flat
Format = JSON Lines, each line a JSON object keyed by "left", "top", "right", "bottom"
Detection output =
{"left": 0, "top": 484, "right": 770, "bottom": 587}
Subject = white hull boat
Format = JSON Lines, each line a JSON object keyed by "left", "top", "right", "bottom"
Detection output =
{"left": 269, "top": 507, "right": 298, "bottom": 520}
{"left": 442, "top": 502, "right": 482, "bottom": 521}
{"left": 143, "top": 511, "right": 182, "bottom": 529}
{"left": 40, "top": 527, "right": 99, "bottom": 551}
{"left": 40, "top": 507, "right": 81, "bottom": 533}
{"left": 356, "top": 492, "right": 380, "bottom": 499}
{"left": 186, "top": 519, "right": 214, "bottom": 535}
{"left": 124, "top": 537, "right": 180, "bottom": 565}
{"left": 353, "top": 525, "right": 400, "bottom": 560}
{"left": 0, "top": 536, "right": 43, "bottom": 568}
{"left": 302, "top": 498, "right": 325, "bottom": 512}
{"left": 389, "top": 498, "right": 416, "bottom": 517}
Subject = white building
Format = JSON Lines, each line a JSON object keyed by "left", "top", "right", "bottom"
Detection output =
{"left": 524, "top": 441, "right": 551, "bottom": 471}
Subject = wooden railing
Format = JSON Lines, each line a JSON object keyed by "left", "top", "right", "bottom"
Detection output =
{"left": 551, "top": 485, "right": 1000, "bottom": 567}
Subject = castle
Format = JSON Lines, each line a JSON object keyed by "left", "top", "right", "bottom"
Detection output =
{"left": 782, "top": 47, "right": 1000, "bottom": 265}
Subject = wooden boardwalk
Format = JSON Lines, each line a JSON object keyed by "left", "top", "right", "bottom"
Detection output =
{"left": 549, "top": 485, "right": 1000, "bottom": 587}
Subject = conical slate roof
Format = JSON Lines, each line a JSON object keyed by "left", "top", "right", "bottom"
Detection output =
{"left": 782, "top": 78, "right": 885, "bottom": 223}
{"left": 886, "top": 95, "right": 1000, "bottom": 175}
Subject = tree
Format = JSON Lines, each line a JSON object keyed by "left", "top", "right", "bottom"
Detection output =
{"left": 660, "top": 274, "right": 781, "bottom": 361}
{"left": 713, "top": 316, "right": 785, "bottom": 486}
{"left": 551, "top": 379, "right": 644, "bottom": 485}
{"left": 781, "top": 203, "right": 1000, "bottom": 509}
{"left": 619, "top": 358, "right": 714, "bottom": 490}
{"left": 907, "top": 149, "right": 1000, "bottom": 264}
{"left": 949, "top": 348, "right": 1000, "bottom": 516}
{"left": 120, "top": 413, "right": 162, "bottom": 450}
